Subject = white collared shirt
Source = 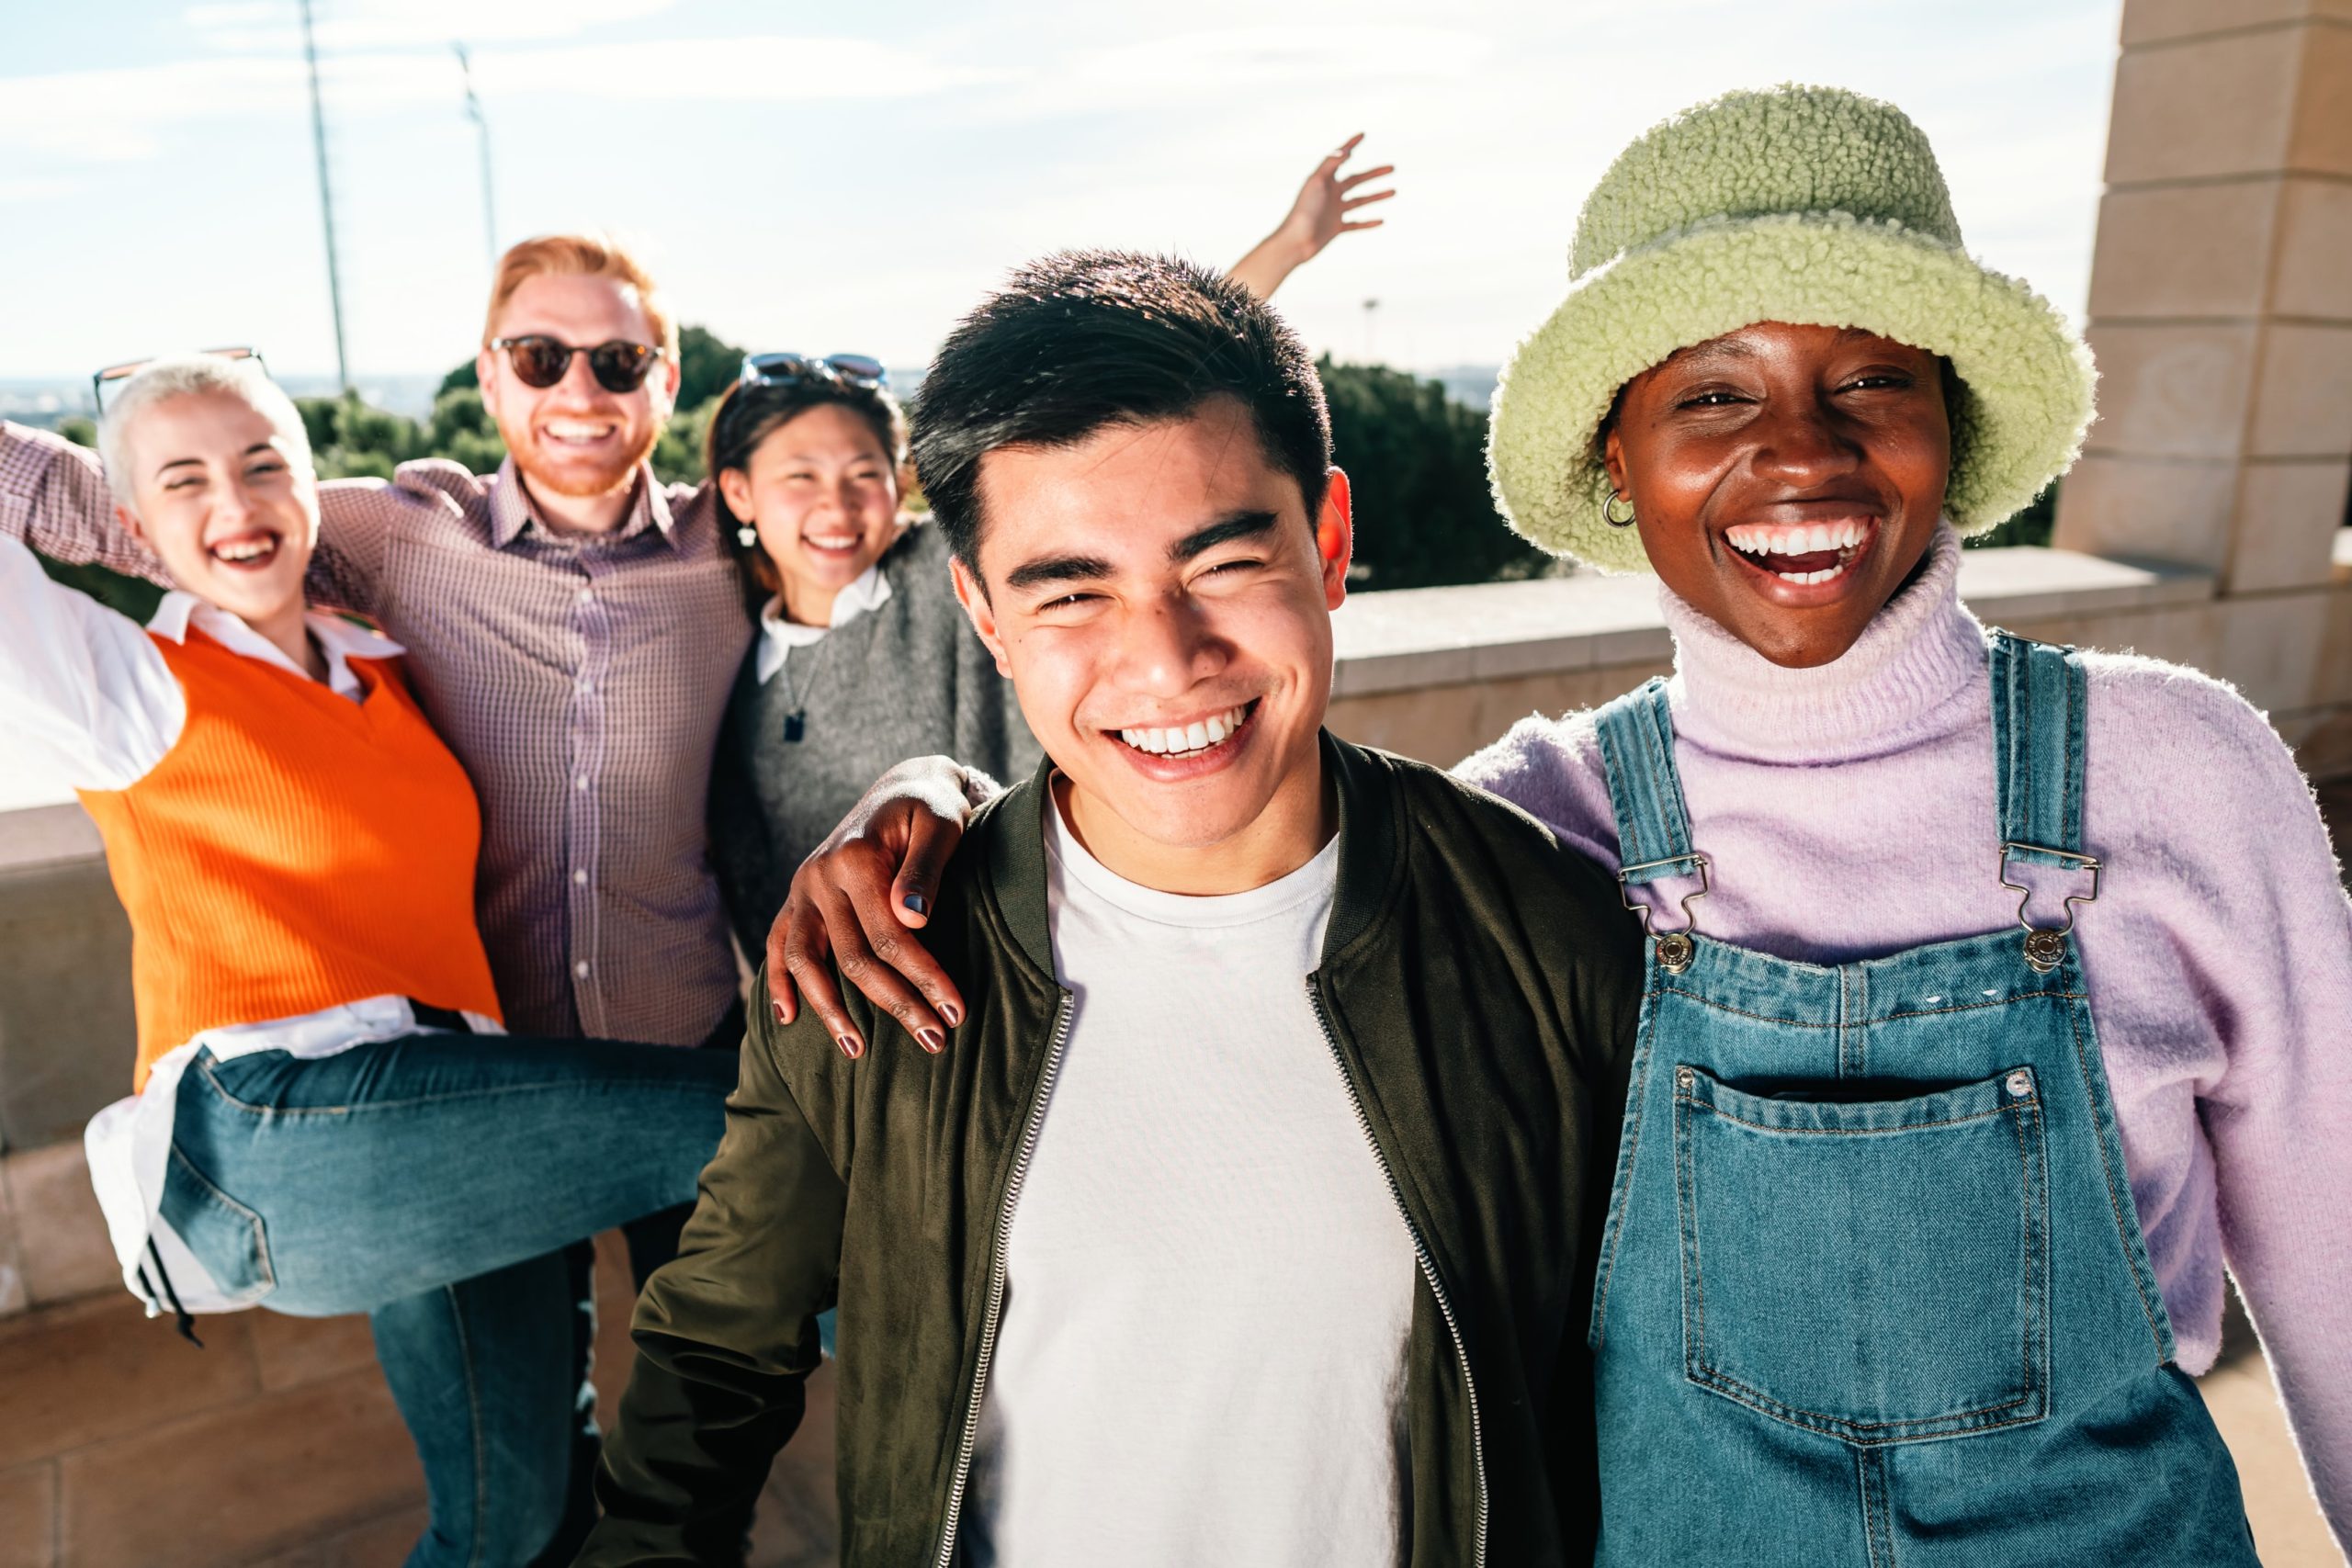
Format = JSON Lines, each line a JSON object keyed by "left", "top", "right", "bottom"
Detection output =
{"left": 0, "top": 533, "right": 407, "bottom": 793}
{"left": 0, "top": 535, "right": 497, "bottom": 1316}
{"left": 753, "top": 562, "right": 896, "bottom": 683}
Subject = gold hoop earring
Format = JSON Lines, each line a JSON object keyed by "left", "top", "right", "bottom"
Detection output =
{"left": 1604, "top": 492, "right": 1637, "bottom": 527}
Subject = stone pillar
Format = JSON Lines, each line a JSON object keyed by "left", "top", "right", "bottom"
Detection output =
{"left": 2055, "top": 0, "right": 2352, "bottom": 592}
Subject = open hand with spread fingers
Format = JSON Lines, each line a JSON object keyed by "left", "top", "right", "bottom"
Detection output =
{"left": 1227, "top": 132, "right": 1397, "bottom": 300}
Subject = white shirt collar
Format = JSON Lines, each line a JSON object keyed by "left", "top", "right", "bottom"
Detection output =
{"left": 147, "top": 592, "right": 407, "bottom": 703}
{"left": 754, "top": 562, "right": 895, "bottom": 683}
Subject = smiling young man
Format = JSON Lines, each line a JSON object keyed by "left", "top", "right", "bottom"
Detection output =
{"left": 579, "top": 252, "right": 1644, "bottom": 1567}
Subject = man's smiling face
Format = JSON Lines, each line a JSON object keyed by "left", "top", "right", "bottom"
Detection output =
{"left": 954, "top": 395, "right": 1351, "bottom": 884}
{"left": 478, "top": 272, "right": 677, "bottom": 505}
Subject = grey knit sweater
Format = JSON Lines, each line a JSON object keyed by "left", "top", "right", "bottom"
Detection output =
{"left": 710, "top": 521, "right": 1040, "bottom": 956}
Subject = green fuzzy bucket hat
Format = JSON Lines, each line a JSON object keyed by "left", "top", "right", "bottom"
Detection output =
{"left": 1488, "top": 84, "right": 2096, "bottom": 574}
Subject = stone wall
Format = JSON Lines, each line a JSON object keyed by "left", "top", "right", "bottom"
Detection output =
{"left": 2053, "top": 0, "right": 2352, "bottom": 770}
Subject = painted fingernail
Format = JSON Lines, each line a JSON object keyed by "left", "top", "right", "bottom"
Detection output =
{"left": 838, "top": 1034, "right": 863, "bottom": 1060}
{"left": 917, "top": 1027, "right": 944, "bottom": 1054}
{"left": 903, "top": 893, "right": 928, "bottom": 915}
{"left": 939, "top": 1001, "right": 961, "bottom": 1027}
{"left": 772, "top": 999, "right": 788, "bottom": 1025}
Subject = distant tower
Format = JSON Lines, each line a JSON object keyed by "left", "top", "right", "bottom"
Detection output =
{"left": 454, "top": 43, "right": 498, "bottom": 271}
{"left": 1362, "top": 298, "right": 1380, "bottom": 363}
{"left": 298, "top": 0, "right": 351, "bottom": 393}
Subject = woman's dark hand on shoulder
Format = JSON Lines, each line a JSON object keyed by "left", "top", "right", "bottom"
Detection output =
{"left": 765, "top": 755, "right": 996, "bottom": 1058}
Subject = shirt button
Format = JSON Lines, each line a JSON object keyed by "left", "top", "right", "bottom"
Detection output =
{"left": 572, "top": 868, "right": 589, "bottom": 886}
{"left": 577, "top": 587, "right": 594, "bottom": 604}
{"left": 574, "top": 960, "right": 591, "bottom": 978}
{"left": 575, "top": 774, "right": 590, "bottom": 791}
{"left": 576, "top": 679, "right": 594, "bottom": 695}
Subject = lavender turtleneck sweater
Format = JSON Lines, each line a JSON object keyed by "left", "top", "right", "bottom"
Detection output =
{"left": 1457, "top": 525, "right": 2351, "bottom": 1540}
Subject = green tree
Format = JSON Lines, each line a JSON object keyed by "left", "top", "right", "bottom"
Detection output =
{"left": 674, "top": 325, "right": 747, "bottom": 408}
{"left": 1317, "top": 355, "right": 1553, "bottom": 590}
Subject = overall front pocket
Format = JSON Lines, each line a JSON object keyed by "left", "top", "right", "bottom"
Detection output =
{"left": 1672, "top": 1064, "right": 2050, "bottom": 1445}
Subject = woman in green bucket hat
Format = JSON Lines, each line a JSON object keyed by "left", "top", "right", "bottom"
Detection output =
{"left": 740, "top": 85, "right": 2348, "bottom": 1563}
{"left": 1471, "top": 85, "right": 2342, "bottom": 1562}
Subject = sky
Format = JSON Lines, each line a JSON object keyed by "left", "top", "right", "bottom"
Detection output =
{"left": 1, "top": 0, "right": 2124, "bottom": 385}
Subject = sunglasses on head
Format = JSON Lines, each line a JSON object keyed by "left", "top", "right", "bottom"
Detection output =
{"left": 739, "top": 352, "right": 888, "bottom": 391}
{"left": 93, "top": 346, "right": 266, "bottom": 416}
{"left": 490, "top": 335, "right": 663, "bottom": 394}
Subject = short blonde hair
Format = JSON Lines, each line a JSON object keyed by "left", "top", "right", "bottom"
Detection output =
{"left": 481, "top": 232, "right": 678, "bottom": 361}
{"left": 97, "top": 355, "right": 313, "bottom": 509}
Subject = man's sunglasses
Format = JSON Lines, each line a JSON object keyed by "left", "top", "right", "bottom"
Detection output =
{"left": 490, "top": 336, "right": 664, "bottom": 394}
{"left": 93, "top": 346, "right": 266, "bottom": 416}
{"left": 739, "top": 352, "right": 888, "bottom": 391}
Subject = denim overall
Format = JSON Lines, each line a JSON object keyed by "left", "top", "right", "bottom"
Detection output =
{"left": 1586, "top": 634, "right": 2258, "bottom": 1565}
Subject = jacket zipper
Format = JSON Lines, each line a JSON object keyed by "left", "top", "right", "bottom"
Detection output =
{"left": 1306, "top": 976, "right": 1489, "bottom": 1568}
{"left": 933, "top": 993, "right": 1075, "bottom": 1568}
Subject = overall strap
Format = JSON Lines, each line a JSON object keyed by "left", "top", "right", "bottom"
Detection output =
{"left": 1594, "top": 679, "right": 1710, "bottom": 964}
{"left": 1989, "top": 632, "right": 2100, "bottom": 967}
{"left": 1595, "top": 678, "right": 1701, "bottom": 884}
{"left": 1990, "top": 631, "right": 2088, "bottom": 861}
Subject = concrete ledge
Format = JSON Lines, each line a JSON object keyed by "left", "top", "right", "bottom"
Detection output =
{"left": 0, "top": 804, "right": 104, "bottom": 872}
{"left": 0, "top": 817, "right": 133, "bottom": 1154}
{"left": 1330, "top": 546, "right": 2218, "bottom": 699}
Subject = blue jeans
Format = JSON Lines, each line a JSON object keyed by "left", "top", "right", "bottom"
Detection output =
{"left": 166, "top": 1030, "right": 738, "bottom": 1567}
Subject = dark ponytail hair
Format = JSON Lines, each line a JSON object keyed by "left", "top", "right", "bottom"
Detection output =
{"left": 706, "top": 378, "right": 912, "bottom": 599}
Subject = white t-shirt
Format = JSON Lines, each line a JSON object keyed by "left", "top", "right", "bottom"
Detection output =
{"left": 962, "top": 789, "right": 1417, "bottom": 1568}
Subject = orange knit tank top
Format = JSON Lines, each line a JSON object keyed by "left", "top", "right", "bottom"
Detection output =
{"left": 78, "top": 630, "right": 504, "bottom": 1089}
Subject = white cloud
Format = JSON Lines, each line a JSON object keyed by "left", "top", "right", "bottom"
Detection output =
{"left": 186, "top": 0, "right": 687, "bottom": 52}
{"left": 1069, "top": 26, "right": 1493, "bottom": 88}
{"left": 0, "top": 175, "right": 79, "bottom": 204}
{"left": 0, "top": 36, "right": 1002, "bottom": 162}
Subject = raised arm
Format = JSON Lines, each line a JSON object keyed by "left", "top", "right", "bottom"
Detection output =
{"left": 0, "top": 534, "right": 184, "bottom": 793}
{"left": 1227, "top": 133, "right": 1397, "bottom": 301}
{"left": 582, "top": 969, "right": 848, "bottom": 1562}
{"left": 0, "top": 422, "right": 170, "bottom": 585}
{"left": 306, "top": 463, "right": 483, "bottom": 620}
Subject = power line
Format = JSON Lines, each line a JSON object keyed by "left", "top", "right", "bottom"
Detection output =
{"left": 298, "top": 0, "right": 351, "bottom": 393}
{"left": 453, "top": 42, "right": 498, "bottom": 272}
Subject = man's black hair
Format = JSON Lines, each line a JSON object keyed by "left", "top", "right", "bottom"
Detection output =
{"left": 912, "top": 250, "right": 1330, "bottom": 573}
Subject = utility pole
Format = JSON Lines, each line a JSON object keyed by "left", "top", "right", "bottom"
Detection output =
{"left": 299, "top": 0, "right": 351, "bottom": 393}
{"left": 454, "top": 43, "right": 498, "bottom": 271}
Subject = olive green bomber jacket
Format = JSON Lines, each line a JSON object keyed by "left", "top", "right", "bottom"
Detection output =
{"left": 581, "top": 735, "right": 1645, "bottom": 1567}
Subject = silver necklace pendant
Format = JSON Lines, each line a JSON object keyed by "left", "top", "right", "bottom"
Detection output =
{"left": 2022, "top": 929, "right": 2067, "bottom": 973}
{"left": 1656, "top": 931, "right": 1695, "bottom": 975}
{"left": 783, "top": 711, "right": 807, "bottom": 743}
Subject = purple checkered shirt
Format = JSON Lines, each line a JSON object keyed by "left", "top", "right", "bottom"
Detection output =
{"left": 1, "top": 423, "right": 751, "bottom": 1045}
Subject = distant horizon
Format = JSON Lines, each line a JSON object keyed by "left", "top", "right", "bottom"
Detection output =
{"left": 0, "top": 361, "right": 1510, "bottom": 424}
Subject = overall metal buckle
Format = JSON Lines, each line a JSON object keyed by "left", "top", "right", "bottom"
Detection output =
{"left": 1998, "top": 842, "right": 2101, "bottom": 974}
{"left": 1620, "top": 853, "right": 1710, "bottom": 976}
